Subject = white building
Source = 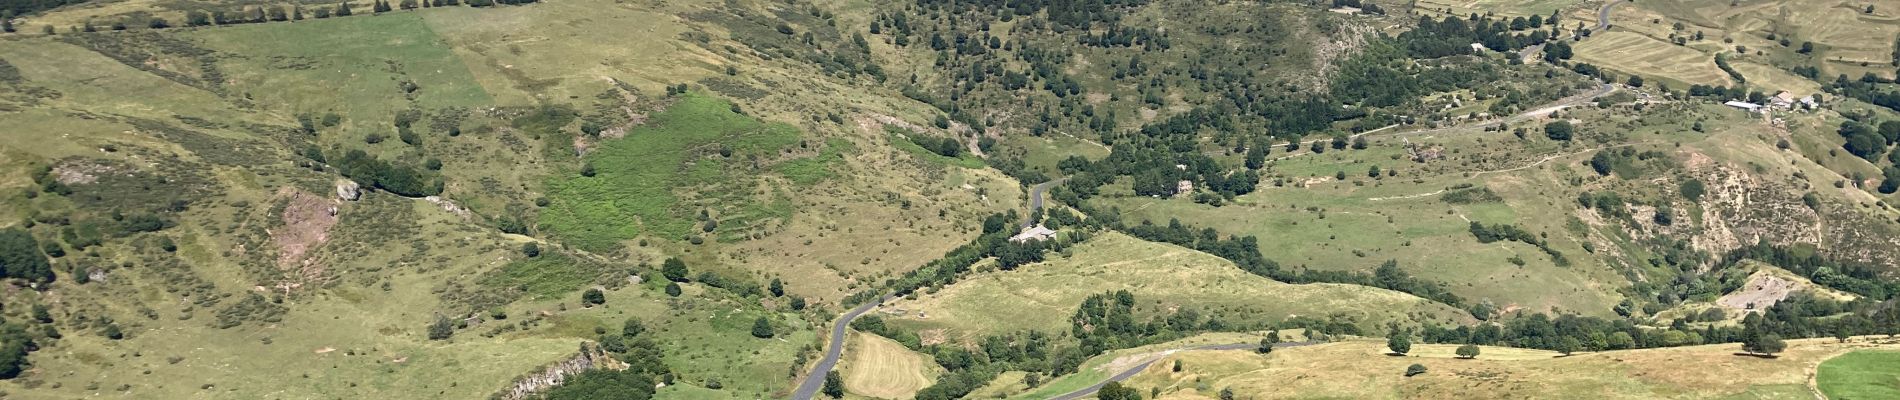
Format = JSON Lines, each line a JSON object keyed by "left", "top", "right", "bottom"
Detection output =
{"left": 1724, "top": 101, "right": 1762, "bottom": 112}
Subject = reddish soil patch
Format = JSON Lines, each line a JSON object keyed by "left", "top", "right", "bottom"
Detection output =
{"left": 271, "top": 188, "right": 339, "bottom": 286}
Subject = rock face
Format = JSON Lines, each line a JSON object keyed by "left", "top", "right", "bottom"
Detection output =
{"left": 496, "top": 343, "right": 625, "bottom": 400}
{"left": 335, "top": 180, "right": 361, "bottom": 201}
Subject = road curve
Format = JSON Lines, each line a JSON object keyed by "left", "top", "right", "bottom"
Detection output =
{"left": 1046, "top": 341, "right": 1316, "bottom": 400}
{"left": 1024, "top": 177, "right": 1069, "bottom": 228}
{"left": 790, "top": 294, "right": 890, "bottom": 400}
{"left": 1596, "top": 0, "right": 1624, "bottom": 32}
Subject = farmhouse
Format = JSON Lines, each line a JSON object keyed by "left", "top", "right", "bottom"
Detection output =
{"left": 1009, "top": 225, "right": 1056, "bottom": 243}
{"left": 1770, "top": 91, "right": 1797, "bottom": 108}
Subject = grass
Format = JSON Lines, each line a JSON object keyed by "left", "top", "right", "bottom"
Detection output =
{"left": 479, "top": 252, "right": 605, "bottom": 300}
{"left": 1413, "top": 0, "right": 1583, "bottom": 18}
{"left": 1105, "top": 334, "right": 1899, "bottom": 399}
{"left": 1573, "top": 31, "right": 1732, "bottom": 88}
{"left": 884, "top": 232, "right": 1471, "bottom": 340}
{"left": 889, "top": 129, "right": 986, "bottom": 169}
{"left": 1818, "top": 350, "right": 1900, "bottom": 400}
{"left": 840, "top": 330, "right": 940, "bottom": 399}
{"left": 541, "top": 93, "right": 804, "bottom": 251}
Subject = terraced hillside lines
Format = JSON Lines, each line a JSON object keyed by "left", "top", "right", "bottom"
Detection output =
{"left": 1116, "top": 336, "right": 1899, "bottom": 399}
{"left": 1574, "top": 31, "right": 1731, "bottom": 88}
{"left": 841, "top": 330, "right": 940, "bottom": 399}
{"left": 883, "top": 232, "right": 1472, "bottom": 339}
{"left": 1818, "top": 350, "right": 1900, "bottom": 400}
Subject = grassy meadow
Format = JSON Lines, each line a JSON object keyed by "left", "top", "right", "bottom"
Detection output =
{"left": 883, "top": 232, "right": 1473, "bottom": 341}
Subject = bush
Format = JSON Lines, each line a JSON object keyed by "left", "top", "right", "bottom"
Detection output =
{"left": 581, "top": 288, "right": 605, "bottom": 306}
{"left": 1405, "top": 363, "right": 1428, "bottom": 377}
{"left": 1544, "top": 120, "right": 1574, "bottom": 141}
{"left": 1455, "top": 344, "right": 1480, "bottom": 359}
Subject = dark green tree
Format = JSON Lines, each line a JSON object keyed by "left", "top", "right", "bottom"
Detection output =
{"left": 750, "top": 317, "right": 774, "bottom": 338}
{"left": 1096, "top": 382, "right": 1142, "bottom": 400}
{"left": 1455, "top": 344, "right": 1480, "bottom": 359}
{"left": 1405, "top": 363, "right": 1428, "bottom": 377}
{"left": 1387, "top": 333, "right": 1411, "bottom": 355}
{"left": 581, "top": 288, "right": 605, "bottom": 306}
{"left": 427, "top": 315, "right": 454, "bottom": 340}
{"left": 521, "top": 242, "right": 540, "bottom": 257}
{"left": 821, "top": 370, "right": 844, "bottom": 398}
{"left": 661, "top": 257, "right": 688, "bottom": 282}
{"left": 0, "top": 228, "right": 54, "bottom": 283}
{"left": 1544, "top": 120, "right": 1574, "bottom": 141}
{"left": 768, "top": 278, "right": 784, "bottom": 297}
{"left": 664, "top": 282, "right": 681, "bottom": 297}
{"left": 541, "top": 369, "right": 654, "bottom": 400}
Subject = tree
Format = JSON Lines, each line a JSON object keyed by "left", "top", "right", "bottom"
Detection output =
{"left": 768, "top": 278, "right": 784, "bottom": 296}
{"left": 336, "top": 2, "right": 352, "bottom": 16}
{"left": 662, "top": 257, "right": 689, "bottom": 282}
{"left": 1743, "top": 333, "right": 1786, "bottom": 356}
{"left": 1455, "top": 344, "right": 1481, "bottom": 359}
{"left": 1555, "top": 337, "right": 1580, "bottom": 356}
{"left": 1680, "top": 179, "right": 1706, "bottom": 202}
{"left": 1387, "top": 333, "right": 1412, "bottom": 355}
{"left": 581, "top": 288, "right": 605, "bottom": 306}
{"left": 427, "top": 315, "right": 454, "bottom": 340}
{"left": 664, "top": 282, "right": 681, "bottom": 297}
{"left": 750, "top": 317, "right": 774, "bottom": 338}
{"left": 622, "top": 318, "right": 645, "bottom": 338}
{"left": 0, "top": 228, "right": 54, "bottom": 283}
{"left": 822, "top": 370, "right": 844, "bottom": 398}
{"left": 1171, "top": 359, "right": 1182, "bottom": 372}
{"left": 1096, "top": 382, "right": 1143, "bottom": 400}
{"left": 1405, "top": 363, "right": 1428, "bottom": 377}
{"left": 1257, "top": 337, "right": 1275, "bottom": 354}
{"left": 1244, "top": 145, "right": 1266, "bottom": 170}
{"left": 1219, "top": 387, "right": 1236, "bottom": 400}
{"left": 542, "top": 369, "right": 654, "bottom": 400}
{"left": 1544, "top": 120, "right": 1574, "bottom": 141}
{"left": 521, "top": 242, "right": 540, "bottom": 257}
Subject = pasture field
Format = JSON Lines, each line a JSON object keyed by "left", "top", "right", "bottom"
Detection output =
{"left": 1094, "top": 123, "right": 1631, "bottom": 317}
{"left": 1818, "top": 350, "right": 1900, "bottom": 400}
{"left": 882, "top": 232, "right": 1473, "bottom": 341}
{"left": 1105, "top": 334, "right": 1900, "bottom": 399}
{"left": 1413, "top": 0, "right": 1582, "bottom": 18}
{"left": 1573, "top": 31, "right": 1732, "bottom": 88}
{"left": 840, "top": 330, "right": 941, "bottom": 399}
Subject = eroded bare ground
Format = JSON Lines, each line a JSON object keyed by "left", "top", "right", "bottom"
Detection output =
{"left": 268, "top": 188, "right": 339, "bottom": 290}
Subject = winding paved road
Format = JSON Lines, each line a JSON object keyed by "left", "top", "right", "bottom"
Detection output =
{"left": 1047, "top": 341, "right": 1316, "bottom": 400}
{"left": 793, "top": 173, "right": 1070, "bottom": 399}
{"left": 790, "top": 294, "right": 890, "bottom": 400}
{"left": 1596, "top": 0, "right": 1624, "bottom": 32}
{"left": 1024, "top": 177, "right": 1069, "bottom": 228}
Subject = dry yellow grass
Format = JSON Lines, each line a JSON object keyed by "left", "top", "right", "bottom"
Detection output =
{"left": 1124, "top": 337, "right": 1900, "bottom": 399}
{"left": 1574, "top": 31, "right": 1732, "bottom": 88}
{"left": 842, "top": 331, "right": 941, "bottom": 399}
{"left": 882, "top": 232, "right": 1473, "bottom": 340}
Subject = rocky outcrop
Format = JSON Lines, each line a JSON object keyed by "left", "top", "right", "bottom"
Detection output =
{"left": 495, "top": 343, "right": 626, "bottom": 400}
{"left": 335, "top": 180, "right": 361, "bottom": 201}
